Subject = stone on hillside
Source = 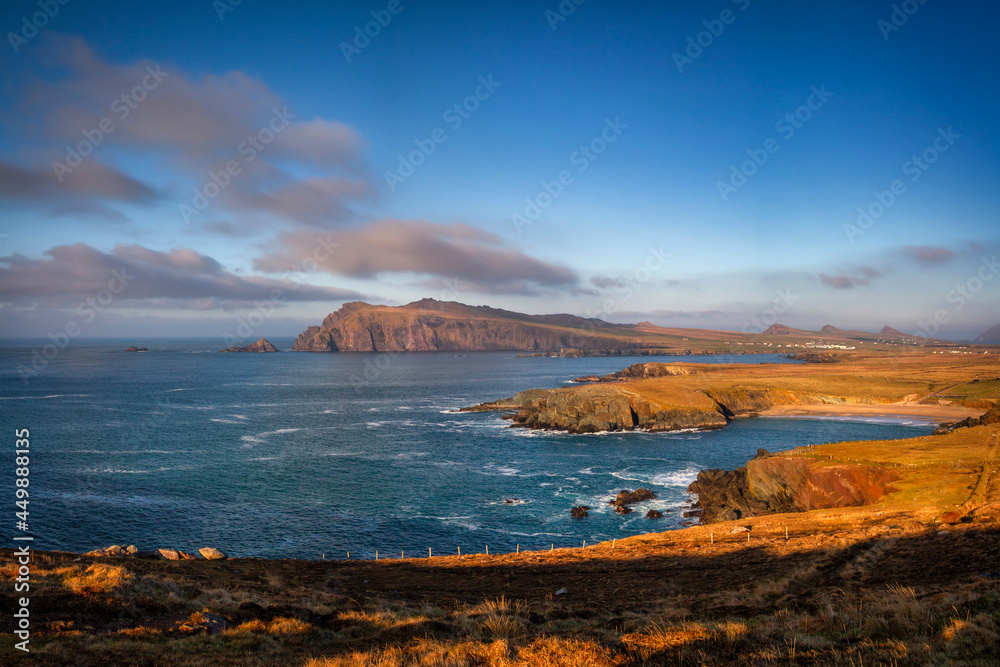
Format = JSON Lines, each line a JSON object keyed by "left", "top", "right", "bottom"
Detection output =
{"left": 199, "top": 547, "right": 226, "bottom": 560}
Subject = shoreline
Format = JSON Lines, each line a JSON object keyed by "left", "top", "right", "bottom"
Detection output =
{"left": 759, "top": 403, "right": 982, "bottom": 423}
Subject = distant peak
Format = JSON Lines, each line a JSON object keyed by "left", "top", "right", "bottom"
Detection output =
{"left": 405, "top": 298, "right": 445, "bottom": 308}
{"left": 879, "top": 325, "right": 912, "bottom": 337}
{"left": 820, "top": 324, "right": 846, "bottom": 334}
{"left": 763, "top": 324, "right": 798, "bottom": 335}
{"left": 975, "top": 323, "right": 1000, "bottom": 343}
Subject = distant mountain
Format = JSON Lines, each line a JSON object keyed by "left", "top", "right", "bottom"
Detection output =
{"left": 879, "top": 326, "right": 918, "bottom": 339}
{"left": 820, "top": 325, "right": 848, "bottom": 334}
{"left": 975, "top": 324, "right": 1000, "bottom": 344}
{"left": 762, "top": 324, "right": 813, "bottom": 336}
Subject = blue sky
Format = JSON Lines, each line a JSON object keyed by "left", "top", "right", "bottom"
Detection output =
{"left": 0, "top": 0, "right": 997, "bottom": 340}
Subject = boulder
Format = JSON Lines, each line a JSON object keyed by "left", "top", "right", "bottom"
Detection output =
{"left": 105, "top": 545, "right": 125, "bottom": 557}
{"left": 199, "top": 547, "right": 226, "bottom": 560}
{"left": 174, "top": 611, "right": 229, "bottom": 635}
{"left": 135, "top": 550, "right": 162, "bottom": 559}
{"left": 158, "top": 548, "right": 180, "bottom": 561}
{"left": 939, "top": 511, "right": 964, "bottom": 525}
{"left": 570, "top": 506, "right": 590, "bottom": 519}
{"left": 611, "top": 488, "right": 657, "bottom": 506}
{"left": 126, "top": 545, "right": 138, "bottom": 555}
{"left": 614, "top": 504, "right": 633, "bottom": 515}
{"left": 178, "top": 550, "right": 199, "bottom": 560}
{"left": 646, "top": 510, "right": 663, "bottom": 519}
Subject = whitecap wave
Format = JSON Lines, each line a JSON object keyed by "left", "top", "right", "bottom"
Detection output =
{"left": 240, "top": 427, "right": 302, "bottom": 445}
{"left": 0, "top": 393, "right": 91, "bottom": 400}
{"left": 651, "top": 467, "right": 702, "bottom": 487}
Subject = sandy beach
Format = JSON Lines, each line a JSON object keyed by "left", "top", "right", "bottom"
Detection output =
{"left": 760, "top": 403, "right": 983, "bottom": 423}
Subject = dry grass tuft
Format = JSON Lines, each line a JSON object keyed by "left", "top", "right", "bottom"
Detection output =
{"left": 62, "top": 563, "right": 133, "bottom": 594}
{"left": 267, "top": 616, "right": 312, "bottom": 634}
{"left": 622, "top": 621, "right": 715, "bottom": 655}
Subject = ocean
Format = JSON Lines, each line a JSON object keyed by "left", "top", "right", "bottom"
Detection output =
{"left": 0, "top": 340, "right": 934, "bottom": 559}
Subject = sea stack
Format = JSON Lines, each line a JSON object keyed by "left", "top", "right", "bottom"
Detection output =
{"left": 219, "top": 337, "right": 278, "bottom": 353}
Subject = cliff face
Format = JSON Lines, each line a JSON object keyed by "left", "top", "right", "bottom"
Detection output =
{"left": 688, "top": 451, "right": 898, "bottom": 523}
{"left": 292, "top": 300, "right": 632, "bottom": 352}
{"left": 704, "top": 387, "right": 806, "bottom": 417}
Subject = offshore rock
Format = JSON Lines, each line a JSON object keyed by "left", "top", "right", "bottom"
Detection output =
{"left": 219, "top": 337, "right": 278, "bottom": 353}
{"left": 611, "top": 488, "right": 657, "bottom": 506}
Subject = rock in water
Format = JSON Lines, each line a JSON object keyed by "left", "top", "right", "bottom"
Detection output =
{"left": 614, "top": 504, "right": 633, "bottom": 515}
{"left": 219, "top": 337, "right": 278, "bottom": 353}
{"left": 646, "top": 510, "right": 663, "bottom": 519}
{"left": 611, "top": 488, "right": 657, "bottom": 506}
{"left": 199, "top": 547, "right": 226, "bottom": 560}
{"left": 570, "top": 506, "right": 590, "bottom": 519}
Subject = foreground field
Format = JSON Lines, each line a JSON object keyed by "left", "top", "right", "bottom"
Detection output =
{"left": 5, "top": 433, "right": 1000, "bottom": 665}
{"left": 4, "top": 352, "right": 1000, "bottom": 665}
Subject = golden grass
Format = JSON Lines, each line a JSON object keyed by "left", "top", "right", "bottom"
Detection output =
{"left": 266, "top": 617, "right": 313, "bottom": 635}
{"left": 61, "top": 563, "right": 133, "bottom": 594}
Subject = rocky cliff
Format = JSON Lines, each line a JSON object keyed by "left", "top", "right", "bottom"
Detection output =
{"left": 464, "top": 383, "right": 729, "bottom": 434}
{"left": 292, "top": 300, "right": 635, "bottom": 352}
{"left": 688, "top": 449, "right": 898, "bottom": 523}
